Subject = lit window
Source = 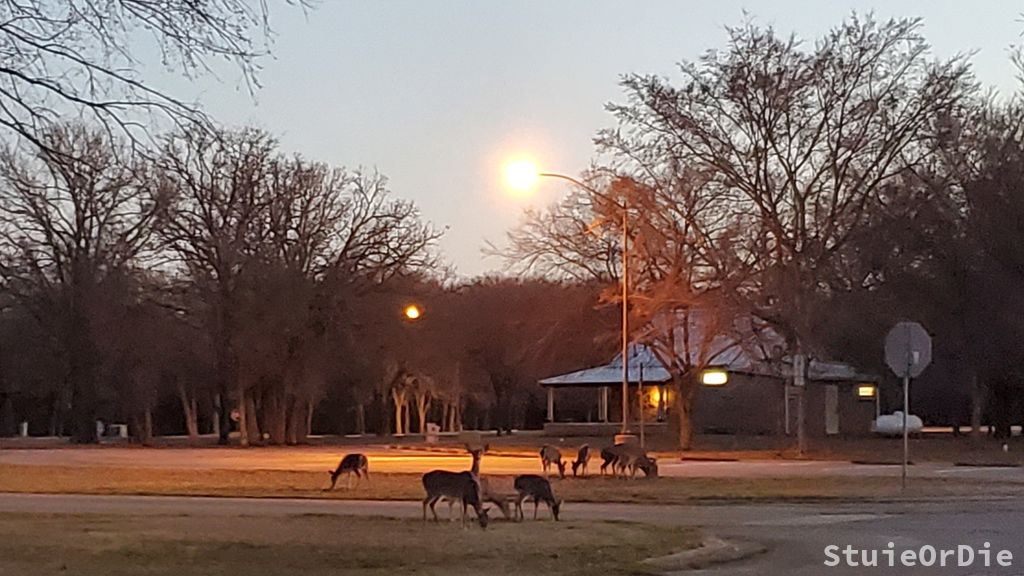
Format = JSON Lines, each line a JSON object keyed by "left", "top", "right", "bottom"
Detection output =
{"left": 857, "top": 384, "right": 876, "bottom": 399}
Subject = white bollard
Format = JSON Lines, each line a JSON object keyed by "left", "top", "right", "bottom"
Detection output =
{"left": 18, "top": 422, "right": 27, "bottom": 438}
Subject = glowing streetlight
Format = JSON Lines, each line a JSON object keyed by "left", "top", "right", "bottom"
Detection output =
{"left": 404, "top": 304, "right": 422, "bottom": 320}
{"left": 505, "top": 160, "right": 540, "bottom": 192}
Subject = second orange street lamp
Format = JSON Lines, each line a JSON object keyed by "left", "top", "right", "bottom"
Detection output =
{"left": 506, "top": 161, "right": 632, "bottom": 435}
{"left": 403, "top": 304, "right": 422, "bottom": 321}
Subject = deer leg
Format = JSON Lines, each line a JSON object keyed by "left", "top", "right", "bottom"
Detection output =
{"left": 429, "top": 497, "right": 441, "bottom": 522}
{"left": 515, "top": 494, "right": 524, "bottom": 521}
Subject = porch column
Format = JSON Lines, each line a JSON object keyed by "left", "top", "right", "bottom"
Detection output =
{"left": 546, "top": 387, "right": 554, "bottom": 422}
{"left": 600, "top": 386, "right": 609, "bottom": 422}
{"left": 657, "top": 384, "right": 666, "bottom": 422}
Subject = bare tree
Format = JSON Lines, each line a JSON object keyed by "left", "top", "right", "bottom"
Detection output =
{"left": 0, "top": 123, "right": 165, "bottom": 441}
{"left": 601, "top": 14, "right": 975, "bottom": 451}
{"left": 0, "top": 0, "right": 298, "bottom": 152}
{"left": 160, "top": 128, "right": 442, "bottom": 445}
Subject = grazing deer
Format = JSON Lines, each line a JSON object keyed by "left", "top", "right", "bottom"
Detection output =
{"left": 327, "top": 453, "right": 368, "bottom": 490}
{"left": 422, "top": 470, "right": 490, "bottom": 529}
{"left": 625, "top": 454, "right": 658, "bottom": 478}
{"left": 601, "top": 443, "right": 658, "bottom": 479}
{"left": 539, "top": 445, "right": 566, "bottom": 479}
{"left": 514, "top": 474, "right": 562, "bottom": 521}
{"left": 571, "top": 444, "right": 591, "bottom": 478}
{"left": 441, "top": 444, "right": 512, "bottom": 521}
{"left": 599, "top": 445, "right": 622, "bottom": 476}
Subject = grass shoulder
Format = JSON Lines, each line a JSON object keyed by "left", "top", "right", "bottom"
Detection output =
{"left": 0, "top": 512, "right": 700, "bottom": 576}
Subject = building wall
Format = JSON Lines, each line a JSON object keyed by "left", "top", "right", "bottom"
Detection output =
{"left": 693, "top": 375, "right": 785, "bottom": 435}
{"left": 693, "top": 375, "right": 876, "bottom": 437}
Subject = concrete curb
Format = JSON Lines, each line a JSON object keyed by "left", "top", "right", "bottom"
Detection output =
{"left": 642, "top": 536, "right": 766, "bottom": 573}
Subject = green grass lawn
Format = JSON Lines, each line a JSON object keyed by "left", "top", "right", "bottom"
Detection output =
{"left": 0, "top": 464, "right": 1021, "bottom": 504}
{"left": 0, "top": 512, "right": 700, "bottom": 576}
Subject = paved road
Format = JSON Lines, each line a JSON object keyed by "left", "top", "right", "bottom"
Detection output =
{"left": 2, "top": 446, "right": 1023, "bottom": 483}
{"left": 0, "top": 493, "right": 1020, "bottom": 575}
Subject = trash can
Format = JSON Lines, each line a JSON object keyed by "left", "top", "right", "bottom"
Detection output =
{"left": 425, "top": 423, "right": 440, "bottom": 444}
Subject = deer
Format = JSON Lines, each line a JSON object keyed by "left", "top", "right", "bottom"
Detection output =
{"left": 600, "top": 443, "right": 658, "bottom": 479}
{"left": 571, "top": 444, "right": 591, "bottom": 478}
{"left": 599, "top": 444, "right": 622, "bottom": 476}
{"left": 539, "top": 445, "right": 566, "bottom": 479}
{"left": 514, "top": 474, "right": 562, "bottom": 521}
{"left": 327, "top": 453, "right": 368, "bottom": 490}
{"left": 422, "top": 470, "right": 490, "bottom": 529}
{"left": 440, "top": 444, "right": 512, "bottom": 521}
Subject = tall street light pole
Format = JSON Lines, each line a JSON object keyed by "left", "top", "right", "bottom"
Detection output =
{"left": 529, "top": 170, "right": 631, "bottom": 434}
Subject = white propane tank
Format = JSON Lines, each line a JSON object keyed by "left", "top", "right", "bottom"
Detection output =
{"left": 873, "top": 411, "right": 923, "bottom": 436}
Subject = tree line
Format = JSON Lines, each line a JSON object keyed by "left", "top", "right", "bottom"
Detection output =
{"left": 0, "top": 125, "right": 617, "bottom": 443}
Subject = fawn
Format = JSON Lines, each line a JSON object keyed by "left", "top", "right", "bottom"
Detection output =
{"left": 539, "top": 445, "right": 566, "bottom": 479}
{"left": 327, "top": 453, "right": 368, "bottom": 490}
{"left": 422, "top": 470, "right": 490, "bottom": 529}
{"left": 514, "top": 474, "right": 562, "bottom": 521}
{"left": 571, "top": 444, "right": 591, "bottom": 478}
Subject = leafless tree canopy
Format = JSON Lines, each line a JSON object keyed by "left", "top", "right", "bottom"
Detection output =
{"left": 0, "top": 0, "right": 289, "bottom": 151}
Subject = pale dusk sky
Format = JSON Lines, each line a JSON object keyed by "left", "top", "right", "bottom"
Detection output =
{"left": 144, "top": 1, "right": 1022, "bottom": 276}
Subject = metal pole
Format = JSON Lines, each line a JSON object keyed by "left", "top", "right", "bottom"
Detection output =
{"left": 621, "top": 201, "right": 629, "bottom": 434}
{"left": 902, "top": 374, "right": 909, "bottom": 489}
{"left": 639, "top": 362, "right": 645, "bottom": 448}
{"left": 795, "top": 353, "right": 806, "bottom": 455}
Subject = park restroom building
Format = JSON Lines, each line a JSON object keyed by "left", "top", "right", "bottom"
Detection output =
{"left": 539, "top": 343, "right": 879, "bottom": 438}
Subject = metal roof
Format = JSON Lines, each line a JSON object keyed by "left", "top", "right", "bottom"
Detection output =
{"left": 539, "top": 341, "right": 877, "bottom": 389}
{"left": 539, "top": 345, "right": 672, "bottom": 387}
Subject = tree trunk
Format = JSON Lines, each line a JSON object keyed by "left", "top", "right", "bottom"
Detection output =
{"left": 306, "top": 400, "right": 314, "bottom": 438}
{"left": 355, "top": 402, "right": 366, "bottom": 435}
{"left": 177, "top": 381, "right": 199, "bottom": 440}
{"left": 212, "top": 393, "right": 222, "bottom": 439}
{"left": 402, "top": 399, "right": 411, "bottom": 436}
{"left": 415, "top": 392, "right": 430, "bottom": 434}
{"left": 391, "top": 389, "right": 406, "bottom": 435}
{"left": 0, "top": 394, "right": 14, "bottom": 437}
{"left": 264, "top": 388, "right": 287, "bottom": 445}
{"left": 143, "top": 406, "right": 154, "bottom": 446}
{"left": 673, "top": 372, "right": 698, "bottom": 451}
{"left": 244, "top": 390, "right": 259, "bottom": 445}
{"left": 237, "top": 384, "right": 249, "bottom": 447}
{"left": 285, "top": 396, "right": 299, "bottom": 445}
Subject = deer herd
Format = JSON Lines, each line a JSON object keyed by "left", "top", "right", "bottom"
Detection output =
{"left": 327, "top": 441, "right": 659, "bottom": 530}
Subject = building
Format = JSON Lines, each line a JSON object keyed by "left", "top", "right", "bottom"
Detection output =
{"left": 539, "top": 333, "right": 879, "bottom": 438}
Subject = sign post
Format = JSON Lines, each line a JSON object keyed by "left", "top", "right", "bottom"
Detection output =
{"left": 885, "top": 321, "right": 932, "bottom": 489}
